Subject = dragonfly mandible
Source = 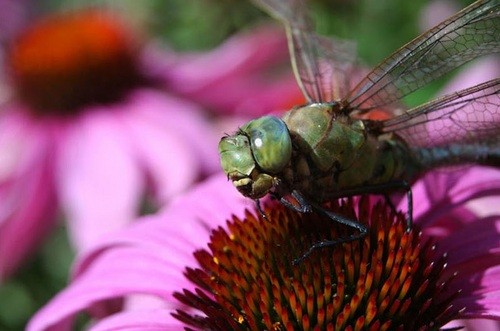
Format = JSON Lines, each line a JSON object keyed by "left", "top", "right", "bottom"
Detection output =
{"left": 218, "top": 0, "right": 500, "bottom": 262}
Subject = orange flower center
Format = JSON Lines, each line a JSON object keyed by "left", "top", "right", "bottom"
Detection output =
{"left": 8, "top": 10, "right": 143, "bottom": 116}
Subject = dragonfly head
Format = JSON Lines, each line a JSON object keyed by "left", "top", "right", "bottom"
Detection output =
{"left": 218, "top": 115, "right": 292, "bottom": 199}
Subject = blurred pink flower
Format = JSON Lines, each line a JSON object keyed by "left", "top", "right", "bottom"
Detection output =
{"left": 26, "top": 164, "right": 500, "bottom": 330}
{"left": 0, "top": 8, "right": 301, "bottom": 280}
{"left": 418, "top": 0, "right": 460, "bottom": 33}
{"left": 159, "top": 25, "right": 304, "bottom": 117}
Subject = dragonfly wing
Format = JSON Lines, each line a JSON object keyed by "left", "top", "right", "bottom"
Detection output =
{"left": 251, "top": 0, "right": 358, "bottom": 103}
{"left": 346, "top": 0, "right": 499, "bottom": 115}
{"left": 380, "top": 78, "right": 500, "bottom": 147}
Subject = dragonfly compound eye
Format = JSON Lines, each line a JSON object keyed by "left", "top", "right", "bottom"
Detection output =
{"left": 241, "top": 115, "right": 292, "bottom": 174}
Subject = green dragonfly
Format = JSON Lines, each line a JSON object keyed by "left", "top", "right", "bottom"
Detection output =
{"left": 219, "top": 0, "right": 500, "bottom": 262}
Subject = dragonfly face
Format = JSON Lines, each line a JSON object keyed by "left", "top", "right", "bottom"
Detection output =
{"left": 219, "top": 115, "right": 292, "bottom": 199}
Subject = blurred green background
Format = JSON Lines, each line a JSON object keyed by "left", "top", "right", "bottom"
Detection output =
{"left": 0, "top": 0, "right": 475, "bottom": 329}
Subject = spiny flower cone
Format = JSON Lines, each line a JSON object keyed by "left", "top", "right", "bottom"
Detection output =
{"left": 173, "top": 198, "right": 462, "bottom": 331}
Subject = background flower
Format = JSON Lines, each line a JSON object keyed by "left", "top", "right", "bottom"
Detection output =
{"left": 0, "top": 8, "right": 217, "bottom": 282}
{"left": 0, "top": 3, "right": 300, "bottom": 278}
{"left": 0, "top": 3, "right": 301, "bottom": 328}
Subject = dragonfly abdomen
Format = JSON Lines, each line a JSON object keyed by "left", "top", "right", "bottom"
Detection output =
{"left": 414, "top": 142, "right": 500, "bottom": 169}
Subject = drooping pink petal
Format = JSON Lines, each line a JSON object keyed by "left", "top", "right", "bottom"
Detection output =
{"left": 438, "top": 215, "right": 499, "bottom": 268}
{"left": 56, "top": 108, "right": 145, "bottom": 252}
{"left": 165, "top": 25, "right": 302, "bottom": 116}
{"left": 453, "top": 266, "right": 500, "bottom": 320}
{"left": 418, "top": 0, "right": 460, "bottom": 32}
{"left": 0, "top": 110, "right": 58, "bottom": 280}
{"left": 410, "top": 167, "right": 500, "bottom": 228}
{"left": 90, "top": 309, "right": 184, "bottom": 331}
{"left": 444, "top": 319, "right": 500, "bottom": 331}
{"left": 120, "top": 89, "right": 219, "bottom": 202}
{"left": 26, "top": 244, "right": 191, "bottom": 331}
{"left": 200, "top": 66, "right": 302, "bottom": 116}
{"left": 0, "top": 110, "right": 31, "bottom": 182}
{"left": 73, "top": 174, "right": 255, "bottom": 276}
{"left": 433, "top": 213, "right": 500, "bottom": 321}
{"left": 28, "top": 175, "right": 253, "bottom": 331}
{"left": 168, "top": 25, "right": 289, "bottom": 91}
{"left": 413, "top": 167, "right": 500, "bottom": 324}
{"left": 440, "top": 56, "right": 500, "bottom": 96}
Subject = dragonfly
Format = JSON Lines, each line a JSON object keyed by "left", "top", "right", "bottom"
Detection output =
{"left": 218, "top": 0, "right": 500, "bottom": 262}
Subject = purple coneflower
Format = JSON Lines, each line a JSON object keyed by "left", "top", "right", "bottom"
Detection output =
{"left": 27, "top": 165, "right": 500, "bottom": 330}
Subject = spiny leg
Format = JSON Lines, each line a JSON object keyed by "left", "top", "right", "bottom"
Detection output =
{"left": 277, "top": 190, "right": 312, "bottom": 213}
{"left": 281, "top": 190, "right": 368, "bottom": 265}
{"left": 254, "top": 199, "right": 267, "bottom": 220}
{"left": 282, "top": 181, "right": 414, "bottom": 264}
{"left": 403, "top": 181, "right": 413, "bottom": 231}
{"left": 292, "top": 204, "right": 368, "bottom": 265}
{"left": 383, "top": 193, "right": 397, "bottom": 213}
{"left": 324, "top": 180, "right": 414, "bottom": 231}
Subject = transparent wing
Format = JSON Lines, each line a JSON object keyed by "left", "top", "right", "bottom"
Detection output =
{"left": 346, "top": 0, "right": 500, "bottom": 115}
{"left": 251, "top": 0, "right": 358, "bottom": 103}
{"left": 379, "top": 78, "right": 500, "bottom": 147}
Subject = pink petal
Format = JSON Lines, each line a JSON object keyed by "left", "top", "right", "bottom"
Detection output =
{"left": 418, "top": 0, "right": 459, "bottom": 32}
{"left": 453, "top": 264, "right": 500, "bottom": 301}
{"left": 0, "top": 111, "right": 30, "bottom": 180}
{"left": 27, "top": 246, "right": 192, "bottom": 331}
{"left": 190, "top": 67, "right": 301, "bottom": 116}
{"left": 169, "top": 25, "right": 289, "bottom": 90}
{"left": 440, "top": 57, "right": 500, "bottom": 96}
{"left": 412, "top": 167, "right": 500, "bottom": 226}
{"left": 433, "top": 214, "right": 500, "bottom": 322}
{"left": 90, "top": 309, "right": 184, "bottom": 331}
{"left": 121, "top": 89, "right": 219, "bottom": 202}
{"left": 166, "top": 25, "right": 301, "bottom": 116}
{"left": 0, "top": 111, "right": 58, "bottom": 280}
{"left": 56, "top": 109, "right": 144, "bottom": 252}
{"left": 444, "top": 319, "right": 500, "bottom": 331}
{"left": 28, "top": 175, "right": 253, "bottom": 331}
{"left": 438, "top": 215, "right": 500, "bottom": 268}
{"left": 455, "top": 283, "right": 500, "bottom": 320}
{"left": 74, "top": 175, "right": 253, "bottom": 275}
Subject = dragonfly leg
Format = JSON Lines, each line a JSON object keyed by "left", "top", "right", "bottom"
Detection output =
{"left": 324, "top": 181, "right": 413, "bottom": 231}
{"left": 279, "top": 183, "right": 413, "bottom": 264}
{"left": 254, "top": 199, "right": 267, "bottom": 220}
{"left": 380, "top": 181, "right": 413, "bottom": 231}
{"left": 370, "top": 180, "right": 413, "bottom": 232}
{"left": 377, "top": 181, "right": 413, "bottom": 231}
{"left": 404, "top": 181, "right": 413, "bottom": 232}
{"left": 383, "top": 194, "right": 396, "bottom": 213}
{"left": 278, "top": 190, "right": 313, "bottom": 213}
{"left": 292, "top": 205, "right": 368, "bottom": 265}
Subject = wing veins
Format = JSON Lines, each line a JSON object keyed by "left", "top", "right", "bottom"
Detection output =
{"left": 380, "top": 78, "right": 500, "bottom": 132}
{"left": 346, "top": 0, "right": 499, "bottom": 112}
